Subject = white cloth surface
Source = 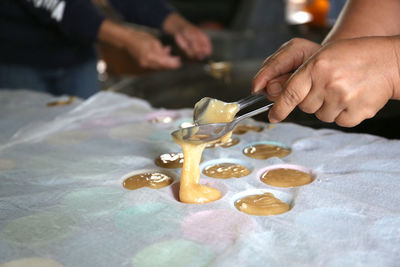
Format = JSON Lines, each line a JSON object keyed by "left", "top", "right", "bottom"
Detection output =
{"left": 0, "top": 90, "right": 399, "bottom": 267}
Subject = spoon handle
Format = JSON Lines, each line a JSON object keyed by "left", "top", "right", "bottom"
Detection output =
{"left": 235, "top": 103, "right": 274, "bottom": 123}
{"left": 237, "top": 94, "right": 266, "bottom": 110}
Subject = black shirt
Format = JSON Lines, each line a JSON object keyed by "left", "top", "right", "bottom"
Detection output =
{"left": 0, "top": 0, "right": 173, "bottom": 68}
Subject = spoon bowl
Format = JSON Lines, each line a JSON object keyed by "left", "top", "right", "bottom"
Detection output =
{"left": 172, "top": 122, "right": 234, "bottom": 143}
{"left": 193, "top": 94, "right": 267, "bottom": 123}
{"left": 173, "top": 103, "right": 274, "bottom": 143}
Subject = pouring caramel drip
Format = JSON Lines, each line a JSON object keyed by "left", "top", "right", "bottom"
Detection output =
{"left": 171, "top": 139, "right": 221, "bottom": 203}
{"left": 123, "top": 172, "right": 173, "bottom": 190}
{"left": 235, "top": 192, "right": 290, "bottom": 216}
{"left": 155, "top": 153, "right": 184, "bottom": 169}
{"left": 172, "top": 98, "right": 239, "bottom": 204}
{"left": 233, "top": 124, "right": 263, "bottom": 135}
{"left": 203, "top": 163, "right": 251, "bottom": 179}
{"left": 243, "top": 144, "right": 291, "bottom": 160}
{"left": 261, "top": 168, "right": 313, "bottom": 187}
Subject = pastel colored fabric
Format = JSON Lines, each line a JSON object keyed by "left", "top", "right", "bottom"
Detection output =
{"left": 0, "top": 90, "right": 399, "bottom": 266}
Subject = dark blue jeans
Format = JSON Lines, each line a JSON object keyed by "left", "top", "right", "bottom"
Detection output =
{"left": 0, "top": 60, "right": 100, "bottom": 98}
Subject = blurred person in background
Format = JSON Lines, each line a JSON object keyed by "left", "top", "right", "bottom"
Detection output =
{"left": 0, "top": 0, "right": 212, "bottom": 98}
{"left": 253, "top": 0, "right": 400, "bottom": 127}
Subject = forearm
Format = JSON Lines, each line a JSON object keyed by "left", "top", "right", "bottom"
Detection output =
{"left": 162, "top": 13, "right": 189, "bottom": 35}
{"left": 323, "top": 0, "right": 400, "bottom": 44}
{"left": 97, "top": 19, "right": 131, "bottom": 49}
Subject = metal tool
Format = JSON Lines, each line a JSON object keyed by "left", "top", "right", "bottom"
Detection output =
{"left": 174, "top": 100, "right": 273, "bottom": 143}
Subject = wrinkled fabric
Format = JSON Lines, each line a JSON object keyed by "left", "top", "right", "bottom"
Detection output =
{"left": 0, "top": 90, "right": 399, "bottom": 267}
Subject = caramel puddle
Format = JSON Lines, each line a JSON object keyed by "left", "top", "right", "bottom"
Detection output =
{"left": 243, "top": 144, "right": 291, "bottom": 160}
{"left": 205, "top": 137, "right": 239, "bottom": 149}
{"left": 233, "top": 124, "right": 263, "bottom": 135}
{"left": 123, "top": 172, "right": 173, "bottom": 190}
{"left": 235, "top": 192, "right": 290, "bottom": 216}
{"left": 261, "top": 168, "right": 312, "bottom": 187}
{"left": 203, "top": 163, "right": 251, "bottom": 179}
{"left": 155, "top": 153, "right": 184, "bottom": 169}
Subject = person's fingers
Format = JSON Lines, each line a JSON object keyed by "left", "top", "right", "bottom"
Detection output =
{"left": 155, "top": 48, "right": 181, "bottom": 69}
{"left": 180, "top": 31, "right": 205, "bottom": 59}
{"left": 334, "top": 102, "right": 379, "bottom": 127}
{"left": 163, "top": 45, "right": 172, "bottom": 54}
{"left": 297, "top": 85, "right": 325, "bottom": 114}
{"left": 175, "top": 33, "right": 194, "bottom": 57}
{"left": 314, "top": 99, "right": 344, "bottom": 123}
{"left": 193, "top": 39, "right": 208, "bottom": 60}
{"left": 266, "top": 73, "right": 292, "bottom": 100}
{"left": 334, "top": 109, "right": 364, "bottom": 127}
{"left": 197, "top": 33, "right": 212, "bottom": 58}
{"left": 175, "top": 28, "right": 212, "bottom": 60}
{"left": 266, "top": 83, "right": 282, "bottom": 101}
{"left": 143, "top": 43, "right": 181, "bottom": 69}
{"left": 252, "top": 38, "right": 321, "bottom": 93}
{"left": 198, "top": 32, "right": 212, "bottom": 56}
{"left": 160, "top": 56, "right": 181, "bottom": 69}
{"left": 183, "top": 29, "right": 212, "bottom": 59}
{"left": 268, "top": 66, "right": 312, "bottom": 123}
{"left": 190, "top": 34, "right": 204, "bottom": 60}
{"left": 150, "top": 54, "right": 181, "bottom": 69}
{"left": 253, "top": 53, "right": 292, "bottom": 94}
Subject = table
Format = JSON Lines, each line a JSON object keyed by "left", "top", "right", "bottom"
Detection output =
{"left": 0, "top": 90, "right": 399, "bottom": 267}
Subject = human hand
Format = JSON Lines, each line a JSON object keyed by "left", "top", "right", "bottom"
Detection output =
{"left": 163, "top": 13, "right": 212, "bottom": 60}
{"left": 253, "top": 38, "right": 321, "bottom": 100}
{"left": 123, "top": 29, "right": 181, "bottom": 70}
{"left": 98, "top": 19, "right": 181, "bottom": 70}
{"left": 266, "top": 37, "right": 400, "bottom": 127}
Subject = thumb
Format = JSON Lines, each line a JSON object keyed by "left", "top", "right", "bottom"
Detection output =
{"left": 266, "top": 73, "right": 292, "bottom": 101}
{"left": 268, "top": 66, "right": 312, "bottom": 123}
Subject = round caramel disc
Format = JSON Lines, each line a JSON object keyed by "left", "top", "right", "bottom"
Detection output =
{"left": 261, "top": 168, "right": 312, "bottom": 187}
{"left": 235, "top": 192, "right": 290, "bottom": 216}
{"left": 243, "top": 144, "right": 290, "bottom": 160}
{"left": 123, "top": 172, "right": 173, "bottom": 190}
{"left": 233, "top": 124, "right": 263, "bottom": 135}
{"left": 155, "top": 153, "right": 184, "bottom": 169}
{"left": 206, "top": 137, "right": 240, "bottom": 149}
{"left": 202, "top": 163, "right": 251, "bottom": 179}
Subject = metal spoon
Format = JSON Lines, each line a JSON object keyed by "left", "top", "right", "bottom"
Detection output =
{"left": 173, "top": 103, "right": 274, "bottom": 143}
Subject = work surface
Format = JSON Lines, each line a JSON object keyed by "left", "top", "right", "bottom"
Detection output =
{"left": 0, "top": 90, "right": 399, "bottom": 267}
